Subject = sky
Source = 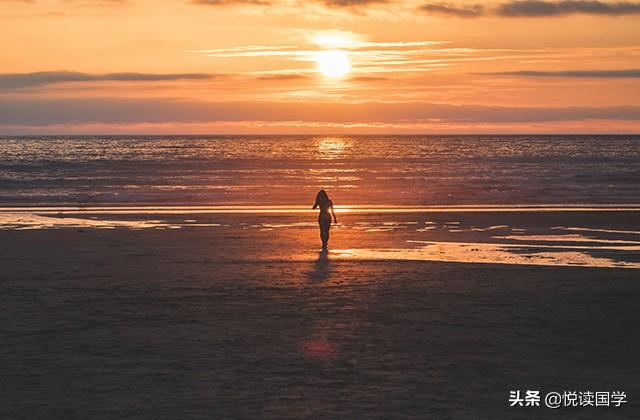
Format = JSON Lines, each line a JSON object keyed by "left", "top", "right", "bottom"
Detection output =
{"left": 1, "top": 0, "right": 639, "bottom": 134}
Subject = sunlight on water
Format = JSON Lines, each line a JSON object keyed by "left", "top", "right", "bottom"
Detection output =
{"left": 0, "top": 213, "right": 221, "bottom": 230}
{"left": 315, "top": 136, "right": 351, "bottom": 160}
{"left": 2, "top": 136, "right": 639, "bottom": 206}
{"left": 553, "top": 226, "right": 640, "bottom": 235}
{"left": 333, "top": 241, "right": 640, "bottom": 269}
{"left": 493, "top": 234, "right": 640, "bottom": 245}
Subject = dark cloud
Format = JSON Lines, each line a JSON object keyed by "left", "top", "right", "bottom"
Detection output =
{"left": 1, "top": 96, "right": 639, "bottom": 126}
{"left": 0, "top": 71, "right": 216, "bottom": 90}
{"left": 480, "top": 69, "right": 640, "bottom": 77}
{"left": 420, "top": 1, "right": 640, "bottom": 17}
{"left": 190, "top": 0, "right": 640, "bottom": 14}
{"left": 496, "top": 0, "right": 640, "bottom": 16}
{"left": 420, "top": 2, "right": 484, "bottom": 17}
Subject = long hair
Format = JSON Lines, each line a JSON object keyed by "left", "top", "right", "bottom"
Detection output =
{"left": 315, "top": 189, "right": 330, "bottom": 206}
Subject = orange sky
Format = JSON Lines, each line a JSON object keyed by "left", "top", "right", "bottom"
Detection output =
{"left": 1, "top": 0, "right": 639, "bottom": 133}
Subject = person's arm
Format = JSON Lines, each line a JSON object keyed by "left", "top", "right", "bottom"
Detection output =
{"left": 312, "top": 200, "right": 318, "bottom": 209}
{"left": 331, "top": 204, "right": 337, "bottom": 224}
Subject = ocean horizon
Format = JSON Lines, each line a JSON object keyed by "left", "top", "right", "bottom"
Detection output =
{"left": 2, "top": 134, "right": 639, "bottom": 207}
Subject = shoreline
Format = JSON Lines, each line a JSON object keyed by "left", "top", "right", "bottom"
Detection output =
{"left": 2, "top": 209, "right": 639, "bottom": 270}
{"left": 2, "top": 203, "right": 640, "bottom": 214}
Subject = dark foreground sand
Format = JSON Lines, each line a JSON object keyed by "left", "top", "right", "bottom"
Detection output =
{"left": 1, "top": 210, "right": 639, "bottom": 419}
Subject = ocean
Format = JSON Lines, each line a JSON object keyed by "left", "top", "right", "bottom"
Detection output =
{"left": 1, "top": 135, "right": 639, "bottom": 206}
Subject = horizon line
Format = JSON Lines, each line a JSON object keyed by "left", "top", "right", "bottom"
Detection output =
{"left": 2, "top": 132, "right": 640, "bottom": 137}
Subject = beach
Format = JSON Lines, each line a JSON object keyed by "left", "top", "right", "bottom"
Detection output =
{"left": 4, "top": 0, "right": 640, "bottom": 412}
{"left": 2, "top": 207, "right": 639, "bottom": 418}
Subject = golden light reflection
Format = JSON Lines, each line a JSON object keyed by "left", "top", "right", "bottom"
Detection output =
{"left": 316, "top": 136, "right": 351, "bottom": 159}
{"left": 332, "top": 241, "right": 640, "bottom": 269}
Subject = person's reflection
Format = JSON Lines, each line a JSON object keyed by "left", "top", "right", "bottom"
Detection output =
{"left": 309, "top": 249, "right": 330, "bottom": 281}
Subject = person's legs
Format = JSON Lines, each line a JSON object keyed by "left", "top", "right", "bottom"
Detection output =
{"left": 318, "top": 221, "right": 325, "bottom": 247}
{"left": 319, "top": 218, "right": 330, "bottom": 248}
{"left": 321, "top": 226, "right": 328, "bottom": 248}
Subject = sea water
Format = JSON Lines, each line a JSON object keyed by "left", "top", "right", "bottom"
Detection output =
{"left": 1, "top": 135, "right": 638, "bottom": 206}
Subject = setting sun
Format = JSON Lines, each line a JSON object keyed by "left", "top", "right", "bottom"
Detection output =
{"left": 316, "top": 50, "right": 351, "bottom": 78}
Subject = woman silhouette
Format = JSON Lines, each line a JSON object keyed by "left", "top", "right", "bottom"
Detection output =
{"left": 312, "top": 190, "right": 337, "bottom": 250}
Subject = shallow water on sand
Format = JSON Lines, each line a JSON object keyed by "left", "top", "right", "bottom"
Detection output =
{"left": 2, "top": 207, "right": 638, "bottom": 269}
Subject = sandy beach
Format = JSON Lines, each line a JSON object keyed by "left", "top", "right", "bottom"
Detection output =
{"left": 4, "top": 0, "right": 640, "bottom": 413}
{"left": 1, "top": 208, "right": 639, "bottom": 418}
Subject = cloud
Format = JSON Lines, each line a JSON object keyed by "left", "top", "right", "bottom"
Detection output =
{"left": 496, "top": 0, "right": 640, "bottom": 16}
{"left": 191, "top": 0, "right": 271, "bottom": 5}
{"left": 190, "top": 0, "right": 640, "bottom": 15}
{"left": 320, "top": 0, "right": 389, "bottom": 7}
{"left": 192, "top": 0, "right": 389, "bottom": 8}
{"left": 63, "top": 0, "right": 128, "bottom": 5}
{"left": 420, "top": 2, "right": 485, "bottom": 17}
{"left": 480, "top": 69, "right": 640, "bottom": 77}
{"left": 0, "top": 71, "right": 216, "bottom": 89}
{"left": 1, "top": 96, "right": 639, "bottom": 127}
{"left": 194, "top": 41, "right": 478, "bottom": 76}
{"left": 349, "top": 76, "right": 389, "bottom": 81}
{"left": 66, "top": 0, "right": 126, "bottom": 3}
{"left": 255, "top": 74, "right": 309, "bottom": 80}
{"left": 419, "top": 1, "right": 640, "bottom": 17}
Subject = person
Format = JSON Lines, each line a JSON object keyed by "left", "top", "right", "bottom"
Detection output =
{"left": 312, "top": 189, "right": 337, "bottom": 250}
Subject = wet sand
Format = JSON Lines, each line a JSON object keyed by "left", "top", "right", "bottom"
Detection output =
{"left": 1, "top": 209, "right": 639, "bottom": 418}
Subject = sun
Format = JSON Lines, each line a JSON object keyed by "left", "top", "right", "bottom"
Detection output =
{"left": 316, "top": 50, "right": 351, "bottom": 78}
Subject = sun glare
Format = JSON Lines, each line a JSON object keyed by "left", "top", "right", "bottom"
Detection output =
{"left": 316, "top": 50, "right": 351, "bottom": 78}
{"left": 313, "top": 33, "right": 358, "bottom": 49}
{"left": 317, "top": 136, "right": 350, "bottom": 158}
